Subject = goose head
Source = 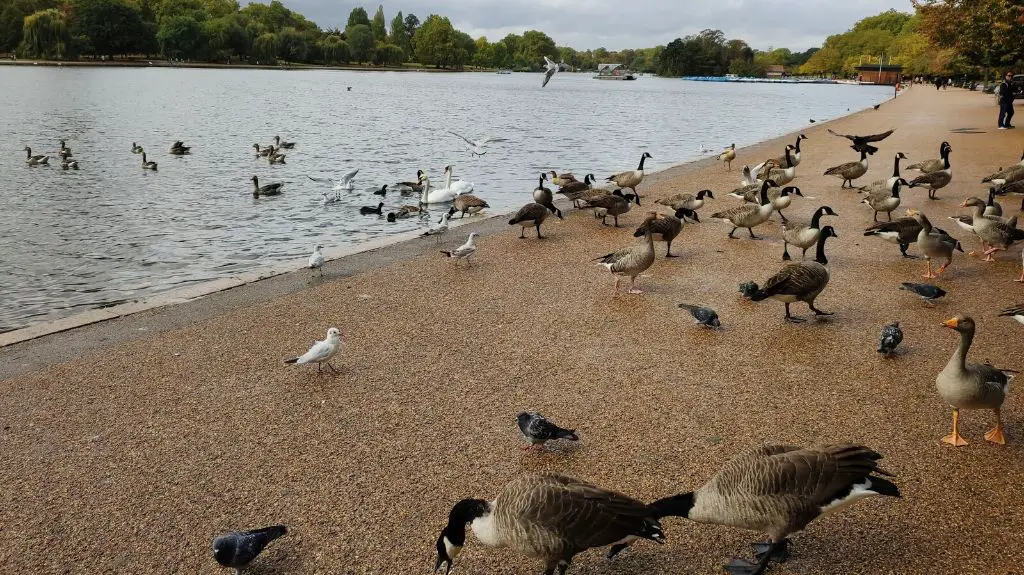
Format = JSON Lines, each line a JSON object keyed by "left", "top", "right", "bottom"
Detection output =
{"left": 959, "top": 197, "right": 986, "bottom": 210}
{"left": 435, "top": 498, "right": 492, "bottom": 574}
{"left": 780, "top": 186, "right": 802, "bottom": 198}
{"left": 387, "top": 212, "right": 398, "bottom": 222}
{"left": 642, "top": 151, "right": 653, "bottom": 159}
{"left": 896, "top": 152, "right": 908, "bottom": 160}
{"left": 942, "top": 315, "right": 974, "bottom": 335}
{"left": 696, "top": 189, "right": 714, "bottom": 200}
{"left": 816, "top": 206, "right": 839, "bottom": 218}
{"left": 446, "top": 206, "right": 457, "bottom": 218}
{"left": 252, "top": 143, "right": 260, "bottom": 151}
{"left": 251, "top": 175, "right": 258, "bottom": 184}
{"left": 798, "top": 134, "right": 807, "bottom": 140}
{"left": 584, "top": 174, "right": 594, "bottom": 184}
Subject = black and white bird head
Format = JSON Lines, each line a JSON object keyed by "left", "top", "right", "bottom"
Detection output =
{"left": 435, "top": 499, "right": 491, "bottom": 574}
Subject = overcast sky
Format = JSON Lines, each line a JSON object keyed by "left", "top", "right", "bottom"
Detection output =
{"left": 279, "top": 0, "right": 914, "bottom": 51}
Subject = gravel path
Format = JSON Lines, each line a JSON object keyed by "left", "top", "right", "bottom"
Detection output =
{"left": 1, "top": 86, "right": 1022, "bottom": 575}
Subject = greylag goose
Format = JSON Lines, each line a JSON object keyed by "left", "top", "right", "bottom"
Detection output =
{"left": 509, "top": 202, "right": 562, "bottom": 239}
{"left": 936, "top": 316, "right": 1013, "bottom": 445}
{"left": 634, "top": 212, "right": 683, "bottom": 257}
{"left": 781, "top": 205, "right": 838, "bottom": 260}
{"left": 594, "top": 212, "right": 658, "bottom": 294}
{"left": 750, "top": 226, "right": 836, "bottom": 322}
{"left": 906, "top": 209, "right": 962, "bottom": 278}
{"left": 606, "top": 152, "right": 652, "bottom": 195}
{"left": 251, "top": 175, "right": 282, "bottom": 196}
{"left": 958, "top": 198, "right": 1022, "bottom": 261}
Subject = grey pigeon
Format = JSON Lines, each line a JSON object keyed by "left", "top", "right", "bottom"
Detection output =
{"left": 900, "top": 282, "right": 946, "bottom": 306}
{"left": 213, "top": 525, "right": 287, "bottom": 572}
{"left": 878, "top": 321, "right": 903, "bottom": 355}
{"left": 738, "top": 281, "right": 759, "bottom": 299}
{"left": 678, "top": 303, "right": 721, "bottom": 327}
{"left": 516, "top": 411, "right": 578, "bottom": 450}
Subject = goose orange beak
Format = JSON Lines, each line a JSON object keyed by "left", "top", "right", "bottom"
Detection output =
{"left": 958, "top": 201, "right": 968, "bottom": 208}
{"left": 942, "top": 318, "right": 959, "bottom": 328}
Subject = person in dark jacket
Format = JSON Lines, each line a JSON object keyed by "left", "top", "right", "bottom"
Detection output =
{"left": 999, "top": 71, "right": 1016, "bottom": 129}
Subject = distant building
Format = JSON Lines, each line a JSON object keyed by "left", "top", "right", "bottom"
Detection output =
{"left": 766, "top": 65, "right": 786, "bottom": 78}
{"left": 855, "top": 64, "right": 903, "bottom": 86}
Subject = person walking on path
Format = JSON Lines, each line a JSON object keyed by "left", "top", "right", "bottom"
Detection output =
{"left": 998, "top": 71, "right": 1017, "bottom": 129}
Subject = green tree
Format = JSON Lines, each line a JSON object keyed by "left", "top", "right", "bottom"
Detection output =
{"left": 345, "top": 23, "right": 373, "bottom": 63}
{"left": 913, "top": 0, "right": 1023, "bottom": 71}
{"left": 20, "top": 8, "right": 71, "bottom": 58}
{"left": 413, "top": 14, "right": 466, "bottom": 68}
{"left": 318, "top": 34, "right": 349, "bottom": 64}
{"left": 370, "top": 4, "right": 386, "bottom": 42}
{"left": 157, "top": 14, "right": 203, "bottom": 58}
{"left": 346, "top": 6, "right": 369, "bottom": 28}
{"left": 373, "top": 41, "right": 403, "bottom": 65}
{"left": 69, "top": 0, "right": 149, "bottom": 57}
{"left": 499, "top": 32, "right": 519, "bottom": 68}
{"left": 251, "top": 30, "right": 276, "bottom": 62}
{"left": 277, "top": 26, "right": 308, "bottom": 61}
{"left": 1, "top": 2, "right": 32, "bottom": 53}
{"left": 202, "top": 14, "right": 246, "bottom": 60}
{"left": 515, "top": 29, "right": 555, "bottom": 69}
{"left": 388, "top": 10, "right": 408, "bottom": 56}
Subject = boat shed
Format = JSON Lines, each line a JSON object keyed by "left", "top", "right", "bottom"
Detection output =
{"left": 855, "top": 64, "right": 903, "bottom": 86}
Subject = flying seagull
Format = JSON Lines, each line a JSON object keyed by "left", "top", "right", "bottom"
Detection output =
{"left": 307, "top": 169, "right": 359, "bottom": 191}
{"left": 827, "top": 128, "right": 895, "bottom": 154}
{"left": 541, "top": 56, "right": 559, "bottom": 88}
{"left": 447, "top": 131, "right": 506, "bottom": 157}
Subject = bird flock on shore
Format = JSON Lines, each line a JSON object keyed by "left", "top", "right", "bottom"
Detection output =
{"left": 23, "top": 93, "right": 1024, "bottom": 575}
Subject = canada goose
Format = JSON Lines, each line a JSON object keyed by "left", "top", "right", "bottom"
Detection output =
{"left": 386, "top": 205, "right": 422, "bottom": 221}
{"left": 169, "top": 140, "right": 190, "bottom": 155}
{"left": 981, "top": 149, "right": 1024, "bottom": 183}
{"left": 863, "top": 178, "right": 909, "bottom": 222}
{"left": 516, "top": 412, "right": 578, "bottom": 450}
{"left": 656, "top": 444, "right": 900, "bottom": 575}
{"left": 440, "top": 232, "right": 479, "bottom": 266}
{"left": 595, "top": 212, "right": 658, "bottom": 294}
{"left": 744, "top": 185, "right": 802, "bottom": 223}
{"left": 584, "top": 189, "right": 639, "bottom": 227}
{"left": 823, "top": 149, "right": 869, "bottom": 188}
{"left": 251, "top": 175, "right": 282, "bottom": 197}
{"left": 958, "top": 198, "right": 1021, "bottom": 261}
{"left": 533, "top": 173, "right": 553, "bottom": 204}
{"left": 23, "top": 146, "right": 49, "bottom": 165}
{"left": 937, "top": 316, "right": 1013, "bottom": 445}
{"left": 999, "top": 303, "right": 1024, "bottom": 323}
{"left": 657, "top": 189, "right": 714, "bottom": 213}
{"left": 756, "top": 147, "right": 796, "bottom": 186}
{"left": 908, "top": 144, "right": 952, "bottom": 199}
{"left": 360, "top": 202, "right": 384, "bottom": 215}
{"left": 308, "top": 244, "right": 324, "bottom": 277}
{"left": 274, "top": 135, "right": 295, "bottom": 149}
{"left": 60, "top": 158, "right": 79, "bottom": 170}
{"left": 781, "top": 206, "right": 839, "bottom": 260}
{"left": 718, "top": 143, "right": 736, "bottom": 171}
{"left": 634, "top": 212, "right": 683, "bottom": 257}
{"left": 58, "top": 139, "right": 72, "bottom": 158}
{"left": 878, "top": 321, "right": 903, "bottom": 355}
{"left": 607, "top": 152, "right": 652, "bottom": 194}
{"left": 827, "top": 128, "right": 895, "bottom": 154}
{"left": 509, "top": 202, "right": 562, "bottom": 239}
{"left": 396, "top": 170, "right": 425, "bottom": 194}
{"left": 252, "top": 143, "right": 272, "bottom": 157}
{"left": 750, "top": 226, "right": 836, "bottom": 322}
{"left": 750, "top": 146, "right": 791, "bottom": 174}
{"left": 449, "top": 194, "right": 490, "bottom": 218}
{"left": 984, "top": 188, "right": 1003, "bottom": 217}
{"left": 907, "top": 141, "right": 951, "bottom": 174}
{"left": 759, "top": 134, "right": 808, "bottom": 170}
{"left": 284, "top": 327, "right": 342, "bottom": 374}
{"left": 434, "top": 472, "right": 689, "bottom": 575}
{"left": 711, "top": 180, "right": 779, "bottom": 239}
{"left": 131, "top": 142, "right": 143, "bottom": 154}
{"left": 213, "top": 525, "right": 287, "bottom": 572}
{"left": 738, "top": 281, "right": 759, "bottom": 299}
{"left": 906, "top": 209, "right": 962, "bottom": 278}
{"left": 141, "top": 152, "right": 157, "bottom": 171}
{"left": 546, "top": 170, "right": 576, "bottom": 186}
{"left": 556, "top": 174, "right": 596, "bottom": 208}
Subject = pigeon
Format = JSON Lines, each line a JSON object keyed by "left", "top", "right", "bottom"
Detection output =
{"left": 878, "top": 321, "right": 903, "bottom": 355}
{"left": 308, "top": 244, "right": 324, "bottom": 277}
{"left": 516, "top": 411, "right": 578, "bottom": 450}
{"left": 678, "top": 303, "right": 720, "bottom": 327}
{"left": 422, "top": 212, "right": 451, "bottom": 242}
{"left": 738, "top": 281, "right": 759, "bottom": 299}
{"left": 284, "top": 327, "right": 342, "bottom": 374}
{"left": 900, "top": 282, "right": 946, "bottom": 306}
{"left": 213, "top": 525, "right": 287, "bottom": 572}
{"left": 440, "top": 232, "right": 478, "bottom": 265}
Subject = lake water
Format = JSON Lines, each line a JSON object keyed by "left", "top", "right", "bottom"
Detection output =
{"left": 0, "top": 67, "right": 891, "bottom": 332}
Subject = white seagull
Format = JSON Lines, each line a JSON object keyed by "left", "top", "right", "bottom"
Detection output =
{"left": 422, "top": 212, "right": 451, "bottom": 242}
{"left": 541, "top": 56, "right": 560, "bottom": 88}
{"left": 284, "top": 327, "right": 342, "bottom": 374}
{"left": 447, "top": 131, "right": 506, "bottom": 157}
{"left": 308, "top": 244, "right": 324, "bottom": 277}
{"left": 440, "top": 232, "right": 479, "bottom": 265}
{"left": 307, "top": 169, "right": 359, "bottom": 191}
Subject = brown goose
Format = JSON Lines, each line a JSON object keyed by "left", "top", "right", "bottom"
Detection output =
{"left": 449, "top": 194, "right": 490, "bottom": 218}
{"left": 755, "top": 147, "right": 796, "bottom": 186}
{"left": 547, "top": 170, "right": 576, "bottom": 186}
{"left": 750, "top": 226, "right": 836, "bottom": 322}
{"left": 906, "top": 141, "right": 950, "bottom": 174}
{"left": 556, "top": 174, "right": 595, "bottom": 208}
{"left": 757, "top": 134, "right": 807, "bottom": 169}
{"left": 906, "top": 209, "right": 962, "bottom": 278}
{"left": 743, "top": 185, "right": 802, "bottom": 223}
{"left": 584, "top": 189, "right": 640, "bottom": 227}
{"left": 862, "top": 178, "right": 909, "bottom": 222}
{"left": 981, "top": 149, "right": 1024, "bottom": 183}
{"left": 907, "top": 144, "right": 952, "bottom": 200}
{"left": 959, "top": 198, "right": 1021, "bottom": 261}
{"left": 509, "top": 202, "right": 563, "bottom": 239}
{"left": 653, "top": 444, "right": 900, "bottom": 575}
{"left": 656, "top": 189, "right": 714, "bottom": 213}
{"left": 936, "top": 316, "right": 1013, "bottom": 446}
{"left": 781, "top": 206, "right": 839, "bottom": 261}
{"left": 718, "top": 143, "right": 736, "bottom": 171}
{"left": 434, "top": 472, "right": 690, "bottom": 575}
{"left": 634, "top": 212, "right": 683, "bottom": 257}
{"left": 606, "top": 152, "right": 652, "bottom": 195}
{"left": 823, "top": 149, "right": 869, "bottom": 188}
{"left": 711, "top": 180, "right": 778, "bottom": 239}
{"left": 594, "top": 212, "right": 658, "bottom": 294}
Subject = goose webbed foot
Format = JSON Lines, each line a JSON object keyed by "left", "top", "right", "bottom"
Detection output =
{"left": 809, "top": 304, "right": 833, "bottom": 316}
{"left": 747, "top": 228, "right": 761, "bottom": 240}
{"left": 784, "top": 303, "right": 805, "bottom": 323}
{"left": 727, "top": 226, "right": 739, "bottom": 239}
{"left": 724, "top": 557, "right": 768, "bottom": 575}
{"left": 753, "top": 540, "right": 789, "bottom": 562}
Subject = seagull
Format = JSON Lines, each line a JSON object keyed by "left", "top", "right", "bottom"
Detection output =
{"left": 677, "top": 303, "right": 721, "bottom": 327}
{"left": 697, "top": 144, "right": 713, "bottom": 154}
{"left": 307, "top": 169, "right": 359, "bottom": 191}
{"left": 213, "top": 525, "right": 287, "bottom": 573}
{"left": 422, "top": 212, "right": 451, "bottom": 243}
{"left": 541, "top": 56, "right": 559, "bottom": 88}
{"left": 308, "top": 244, "right": 324, "bottom": 277}
{"left": 284, "top": 327, "right": 342, "bottom": 374}
{"left": 440, "top": 232, "right": 478, "bottom": 265}
{"left": 447, "top": 131, "right": 505, "bottom": 157}
{"left": 516, "top": 411, "right": 579, "bottom": 450}
{"left": 878, "top": 321, "right": 903, "bottom": 355}
{"left": 899, "top": 282, "right": 946, "bottom": 306}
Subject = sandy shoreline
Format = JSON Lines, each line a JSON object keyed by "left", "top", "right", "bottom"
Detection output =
{"left": 1, "top": 86, "right": 1022, "bottom": 575}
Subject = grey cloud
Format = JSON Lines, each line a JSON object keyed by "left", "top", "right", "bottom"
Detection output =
{"left": 278, "top": 0, "right": 911, "bottom": 51}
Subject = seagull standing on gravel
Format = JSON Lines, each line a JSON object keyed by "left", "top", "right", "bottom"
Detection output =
{"left": 284, "top": 327, "right": 342, "bottom": 374}
{"left": 447, "top": 131, "right": 505, "bottom": 157}
{"left": 541, "top": 56, "right": 559, "bottom": 88}
{"left": 308, "top": 244, "right": 324, "bottom": 277}
{"left": 213, "top": 525, "right": 287, "bottom": 572}
{"left": 516, "top": 411, "right": 579, "bottom": 450}
{"left": 440, "top": 232, "right": 478, "bottom": 265}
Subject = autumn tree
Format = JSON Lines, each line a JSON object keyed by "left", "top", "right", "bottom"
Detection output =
{"left": 913, "top": 0, "right": 1024, "bottom": 72}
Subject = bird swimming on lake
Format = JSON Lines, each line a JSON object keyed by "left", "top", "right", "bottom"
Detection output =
{"left": 213, "top": 525, "right": 287, "bottom": 573}
{"left": 678, "top": 303, "right": 720, "bottom": 327}
{"left": 274, "top": 135, "right": 295, "bottom": 149}
{"left": 169, "top": 140, "right": 190, "bottom": 155}
{"left": 359, "top": 202, "right": 384, "bottom": 216}
{"left": 899, "top": 282, "right": 946, "bottom": 306}
{"left": 878, "top": 321, "right": 903, "bottom": 355}
{"left": 447, "top": 131, "right": 505, "bottom": 156}
{"left": 516, "top": 411, "right": 579, "bottom": 450}
{"left": 284, "top": 327, "right": 342, "bottom": 374}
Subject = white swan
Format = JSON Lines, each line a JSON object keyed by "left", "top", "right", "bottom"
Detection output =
{"left": 442, "top": 165, "right": 474, "bottom": 195}
{"left": 419, "top": 176, "right": 460, "bottom": 204}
